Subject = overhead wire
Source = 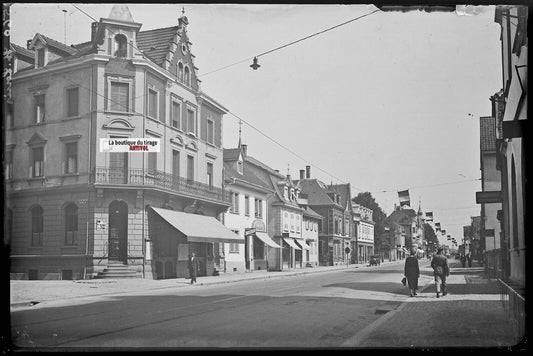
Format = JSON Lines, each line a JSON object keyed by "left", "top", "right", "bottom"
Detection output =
{"left": 199, "top": 8, "right": 381, "bottom": 78}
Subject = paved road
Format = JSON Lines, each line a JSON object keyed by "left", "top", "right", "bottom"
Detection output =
{"left": 11, "top": 261, "right": 433, "bottom": 349}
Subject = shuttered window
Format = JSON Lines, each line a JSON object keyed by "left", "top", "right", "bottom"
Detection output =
{"left": 148, "top": 89, "right": 158, "bottom": 119}
{"left": 187, "top": 155, "right": 194, "bottom": 182}
{"left": 66, "top": 87, "right": 79, "bottom": 117}
{"left": 172, "top": 100, "right": 181, "bottom": 129}
{"left": 31, "top": 206, "right": 44, "bottom": 246}
{"left": 187, "top": 108, "right": 195, "bottom": 135}
{"left": 147, "top": 152, "right": 157, "bottom": 173}
{"left": 207, "top": 119, "right": 214, "bottom": 144}
{"left": 64, "top": 203, "right": 78, "bottom": 245}
{"left": 110, "top": 82, "right": 129, "bottom": 112}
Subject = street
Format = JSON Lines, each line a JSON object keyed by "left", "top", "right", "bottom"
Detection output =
{"left": 10, "top": 259, "right": 519, "bottom": 350}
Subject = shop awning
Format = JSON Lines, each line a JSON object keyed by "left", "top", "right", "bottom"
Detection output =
{"left": 254, "top": 232, "right": 282, "bottom": 249}
{"left": 283, "top": 238, "right": 301, "bottom": 250}
{"left": 295, "top": 239, "right": 311, "bottom": 250}
{"left": 151, "top": 207, "right": 244, "bottom": 243}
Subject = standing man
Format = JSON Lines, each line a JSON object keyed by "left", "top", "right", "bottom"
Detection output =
{"left": 431, "top": 247, "right": 449, "bottom": 298}
{"left": 188, "top": 252, "right": 200, "bottom": 284}
{"left": 466, "top": 251, "right": 473, "bottom": 268}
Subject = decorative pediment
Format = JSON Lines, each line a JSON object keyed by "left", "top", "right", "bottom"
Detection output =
{"left": 170, "top": 135, "right": 184, "bottom": 146}
{"left": 185, "top": 141, "right": 198, "bottom": 151}
{"left": 102, "top": 119, "right": 135, "bottom": 131}
{"left": 26, "top": 132, "right": 47, "bottom": 147}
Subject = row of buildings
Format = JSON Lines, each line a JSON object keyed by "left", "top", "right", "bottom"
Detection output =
{"left": 4, "top": 6, "right": 381, "bottom": 280}
{"left": 475, "top": 5, "right": 526, "bottom": 294}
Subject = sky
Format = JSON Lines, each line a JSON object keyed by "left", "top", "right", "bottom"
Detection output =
{"left": 9, "top": 3, "right": 503, "bottom": 247}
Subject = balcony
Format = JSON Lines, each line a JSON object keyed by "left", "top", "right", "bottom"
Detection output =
{"left": 95, "top": 167, "right": 230, "bottom": 205}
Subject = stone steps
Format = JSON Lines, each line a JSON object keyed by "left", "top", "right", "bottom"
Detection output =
{"left": 94, "top": 263, "right": 141, "bottom": 279}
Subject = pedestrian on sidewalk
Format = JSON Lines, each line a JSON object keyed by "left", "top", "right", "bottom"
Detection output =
{"left": 460, "top": 253, "right": 466, "bottom": 268}
{"left": 404, "top": 249, "right": 420, "bottom": 297}
{"left": 431, "top": 247, "right": 449, "bottom": 298}
{"left": 466, "top": 251, "right": 473, "bottom": 268}
{"left": 188, "top": 252, "right": 200, "bottom": 284}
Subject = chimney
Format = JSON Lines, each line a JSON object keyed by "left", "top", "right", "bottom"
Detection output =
{"left": 241, "top": 144, "right": 247, "bottom": 156}
{"left": 300, "top": 169, "right": 305, "bottom": 180}
{"left": 27, "top": 39, "right": 32, "bottom": 50}
{"left": 306, "top": 165, "right": 311, "bottom": 179}
{"left": 91, "top": 22, "right": 98, "bottom": 42}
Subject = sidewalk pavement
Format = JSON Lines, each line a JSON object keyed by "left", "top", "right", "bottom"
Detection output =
{"left": 10, "top": 260, "right": 395, "bottom": 307}
{"left": 344, "top": 259, "right": 525, "bottom": 349}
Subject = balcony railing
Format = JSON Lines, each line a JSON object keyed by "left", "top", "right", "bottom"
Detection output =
{"left": 95, "top": 167, "right": 230, "bottom": 204}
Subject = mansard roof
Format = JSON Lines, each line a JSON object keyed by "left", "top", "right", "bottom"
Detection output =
{"left": 30, "top": 33, "right": 78, "bottom": 56}
{"left": 10, "top": 43, "right": 34, "bottom": 61}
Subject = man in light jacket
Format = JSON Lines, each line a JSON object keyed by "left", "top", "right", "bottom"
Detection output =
{"left": 431, "top": 247, "right": 449, "bottom": 298}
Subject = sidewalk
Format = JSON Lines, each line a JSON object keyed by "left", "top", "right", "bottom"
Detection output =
{"left": 10, "top": 260, "right": 398, "bottom": 307}
{"left": 344, "top": 259, "right": 525, "bottom": 349}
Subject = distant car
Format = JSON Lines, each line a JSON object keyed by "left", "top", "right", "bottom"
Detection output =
{"left": 369, "top": 255, "right": 381, "bottom": 266}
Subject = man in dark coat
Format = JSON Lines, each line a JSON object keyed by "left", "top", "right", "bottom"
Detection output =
{"left": 431, "top": 247, "right": 449, "bottom": 298}
{"left": 188, "top": 252, "right": 200, "bottom": 284}
{"left": 404, "top": 249, "right": 420, "bottom": 297}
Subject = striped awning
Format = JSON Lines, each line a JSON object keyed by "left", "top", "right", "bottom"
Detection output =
{"left": 283, "top": 238, "right": 301, "bottom": 250}
{"left": 254, "top": 232, "right": 282, "bottom": 249}
{"left": 295, "top": 239, "right": 311, "bottom": 250}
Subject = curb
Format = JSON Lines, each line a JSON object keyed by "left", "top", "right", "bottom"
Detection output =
{"left": 10, "top": 260, "right": 407, "bottom": 308}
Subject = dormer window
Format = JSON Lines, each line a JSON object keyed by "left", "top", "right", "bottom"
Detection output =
{"left": 284, "top": 186, "right": 288, "bottom": 199}
{"left": 237, "top": 160, "right": 243, "bottom": 174}
{"left": 36, "top": 48, "right": 45, "bottom": 67}
{"left": 114, "top": 34, "right": 128, "bottom": 58}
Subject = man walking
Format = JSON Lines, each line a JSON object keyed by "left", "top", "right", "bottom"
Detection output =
{"left": 188, "top": 252, "right": 200, "bottom": 284}
{"left": 431, "top": 247, "right": 449, "bottom": 298}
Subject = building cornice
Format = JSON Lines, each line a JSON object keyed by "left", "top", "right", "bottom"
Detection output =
{"left": 12, "top": 54, "right": 110, "bottom": 81}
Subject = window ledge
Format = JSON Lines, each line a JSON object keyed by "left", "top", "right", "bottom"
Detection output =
{"left": 104, "top": 110, "right": 135, "bottom": 116}
{"left": 170, "top": 126, "right": 183, "bottom": 133}
{"left": 29, "top": 122, "right": 46, "bottom": 127}
{"left": 27, "top": 177, "right": 45, "bottom": 181}
{"left": 206, "top": 141, "right": 216, "bottom": 148}
{"left": 187, "top": 132, "right": 197, "bottom": 139}
{"left": 62, "top": 172, "right": 80, "bottom": 177}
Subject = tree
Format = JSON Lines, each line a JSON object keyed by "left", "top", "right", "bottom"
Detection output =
{"left": 423, "top": 222, "right": 438, "bottom": 253}
{"left": 352, "top": 192, "right": 393, "bottom": 253}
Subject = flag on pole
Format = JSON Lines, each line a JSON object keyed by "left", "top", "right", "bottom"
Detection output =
{"left": 398, "top": 190, "right": 410, "bottom": 207}
{"left": 425, "top": 212, "right": 433, "bottom": 221}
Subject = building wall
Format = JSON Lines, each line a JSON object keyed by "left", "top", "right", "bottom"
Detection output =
{"left": 481, "top": 152, "right": 502, "bottom": 250}
{"left": 223, "top": 185, "right": 269, "bottom": 273}
{"left": 301, "top": 217, "right": 319, "bottom": 266}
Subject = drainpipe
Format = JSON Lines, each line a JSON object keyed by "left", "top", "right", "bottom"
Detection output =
{"left": 142, "top": 68, "right": 147, "bottom": 278}
{"left": 84, "top": 63, "right": 94, "bottom": 280}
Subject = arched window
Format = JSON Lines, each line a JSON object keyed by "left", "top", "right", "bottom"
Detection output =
{"left": 177, "top": 62, "right": 184, "bottom": 82}
{"left": 114, "top": 34, "right": 128, "bottom": 58}
{"left": 31, "top": 205, "right": 44, "bottom": 246}
{"left": 65, "top": 203, "right": 78, "bottom": 245}
{"left": 184, "top": 66, "right": 190, "bottom": 85}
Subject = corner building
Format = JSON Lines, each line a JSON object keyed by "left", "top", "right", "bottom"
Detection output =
{"left": 6, "top": 6, "right": 239, "bottom": 280}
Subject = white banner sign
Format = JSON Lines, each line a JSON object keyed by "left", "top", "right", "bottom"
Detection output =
{"left": 100, "top": 138, "right": 161, "bottom": 152}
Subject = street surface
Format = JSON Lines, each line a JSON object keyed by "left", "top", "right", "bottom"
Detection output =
{"left": 10, "top": 260, "right": 519, "bottom": 350}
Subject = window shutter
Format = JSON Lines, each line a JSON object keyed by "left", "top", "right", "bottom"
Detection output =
{"left": 67, "top": 88, "right": 79, "bottom": 117}
{"left": 110, "top": 82, "right": 129, "bottom": 112}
